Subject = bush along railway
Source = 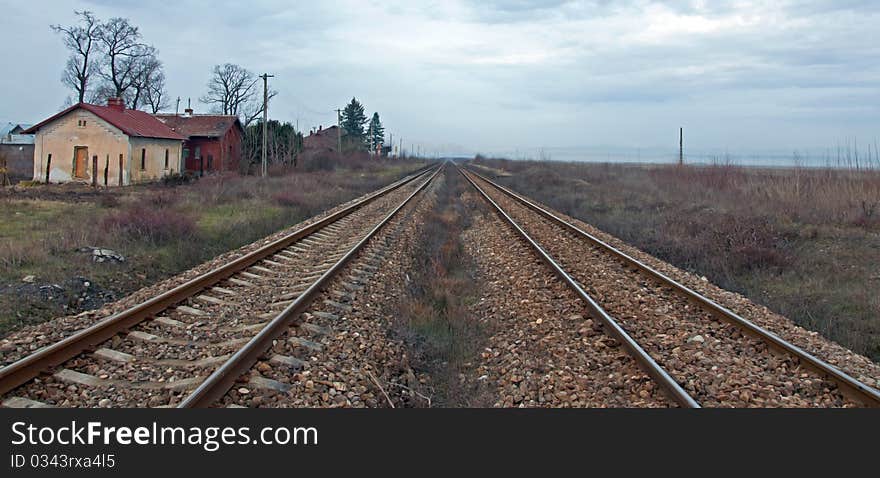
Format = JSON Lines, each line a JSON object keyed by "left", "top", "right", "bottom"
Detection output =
{"left": 1, "top": 161, "right": 879, "bottom": 408}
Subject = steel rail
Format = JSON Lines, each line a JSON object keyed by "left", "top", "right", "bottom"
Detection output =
{"left": 465, "top": 167, "right": 880, "bottom": 408}
{"left": 0, "top": 164, "right": 438, "bottom": 396}
{"left": 459, "top": 167, "right": 699, "bottom": 408}
{"left": 179, "top": 165, "right": 443, "bottom": 407}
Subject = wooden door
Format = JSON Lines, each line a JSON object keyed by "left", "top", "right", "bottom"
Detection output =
{"left": 92, "top": 156, "right": 98, "bottom": 186}
{"left": 74, "top": 147, "right": 88, "bottom": 178}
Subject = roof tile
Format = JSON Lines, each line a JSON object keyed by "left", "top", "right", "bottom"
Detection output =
{"left": 23, "top": 103, "right": 184, "bottom": 140}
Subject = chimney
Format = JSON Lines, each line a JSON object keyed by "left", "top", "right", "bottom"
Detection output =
{"left": 107, "top": 97, "right": 125, "bottom": 112}
{"left": 319, "top": 125, "right": 323, "bottom": 131}
{"left": 183, "top": 107, "right": 194, "bottom": 117}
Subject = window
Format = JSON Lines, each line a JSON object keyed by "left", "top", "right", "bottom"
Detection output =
{"left": 140, "top": 149, "right": 146, "bottom": 170}
{"left": 207, "top": 154, "right": 213, "bottom": 170}
{"left": 164, "top": 149, "right": 169, "bottom": 170}
{"left": 194, "top": 146, "right": 201, "bottom": 159}
{"left": 77, "top": 119, "right": 87, "bottom": 127}
{"left": 183, "top": 148, "right": 189, "bottom": 160}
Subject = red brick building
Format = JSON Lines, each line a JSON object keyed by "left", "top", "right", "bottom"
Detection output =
{"left": 303, "top": 125, "right": 342, "bottom": 153}
{"left": 156, "top": 111, "right": 243, "bottom": 175}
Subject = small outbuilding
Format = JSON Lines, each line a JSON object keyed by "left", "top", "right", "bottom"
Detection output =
{"left": 156, "top": 109, "right": 243, "bottom": 175}
{"left": 1, "top": 122, "right": 35, "bottom": 184}
{"left": 23, "top": 98, "right": 185, "bottom": 186}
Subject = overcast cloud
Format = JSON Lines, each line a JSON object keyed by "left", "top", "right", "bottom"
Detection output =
{"left": 1, "top": 0, "right": 878, "bottom": 159}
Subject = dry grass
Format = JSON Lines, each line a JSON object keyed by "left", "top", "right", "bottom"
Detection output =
{"left": 390, "top": 170, "right": 490, "bottom": 407}
{"left": 472, "top": 156, "right": 880, "bottom": 362}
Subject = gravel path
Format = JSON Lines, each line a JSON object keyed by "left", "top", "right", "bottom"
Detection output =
{"left": 469, "top": 171, "right": 863, "bottom": 407}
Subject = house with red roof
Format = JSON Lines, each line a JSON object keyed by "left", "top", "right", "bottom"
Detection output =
{"left": 23, "top": 98, "right": 185, "bottom": 186}
{"left": 156, "top": 108, "right": 243, "bottom": 175}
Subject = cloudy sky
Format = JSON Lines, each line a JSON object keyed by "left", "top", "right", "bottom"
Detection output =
{"left": 1, "top": 0, "right": 878, "bottom": 159}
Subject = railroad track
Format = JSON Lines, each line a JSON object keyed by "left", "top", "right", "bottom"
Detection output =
{"left": 460, "top": 166, "right": 880, "bottom": 408}
{"left": 0, "top": 164, "right": 441, "bottom": 408}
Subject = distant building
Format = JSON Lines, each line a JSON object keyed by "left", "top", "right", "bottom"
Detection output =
{"left": 303, "top": 125, "right": 343, "bottom": 153}
{"left": 1, "top": 123, "right": 33, "bottom": 136}
{"left": 1, "top": 122, "right": 35, "bottom": 184}
{"left": 156, "top": 109, "right": 243, "bottom": 175}
{"left": 23, "top": 98, "right": 184, "bottom": 186}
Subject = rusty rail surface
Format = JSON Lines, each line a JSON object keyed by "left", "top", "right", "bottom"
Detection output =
{"left": 464, "top": 166, "right": 880, "bottom": 408}
{"left": 460, "top": 167, "right": 700, "bottom": 408}
{"left": 0, "top": 164, "right": 439, "bottom": 397}
{"left": 179, "top": 165, "right": 443, "bottom": 407}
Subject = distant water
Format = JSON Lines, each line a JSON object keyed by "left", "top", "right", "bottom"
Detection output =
{"left": 490, "top": 146, "right": 880, "bottom": 169}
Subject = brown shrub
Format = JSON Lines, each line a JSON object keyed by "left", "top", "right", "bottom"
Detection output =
{"left": 102, "top": 206, "right": 196, "bottom": 243}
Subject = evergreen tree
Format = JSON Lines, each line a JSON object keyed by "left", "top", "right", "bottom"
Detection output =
{"left": 368, "top": 112, "right": 385, "bottom": 151}
{"left": 340, "top": 97, "right": 367, "bottom": 149}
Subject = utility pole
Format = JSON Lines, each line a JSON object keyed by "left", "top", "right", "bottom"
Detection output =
{"left": 260, "top": 73, "right": 274, "bottom": 177}
{"left": 389, "top": 133, "right": 393, "bottom": 158}
{"left": 679, "top": 127, "right": 684, "bottom": 165}
{"left": 336, "top": 109, "right": 343, "bottom": 157}
{"left": 369, "top": 121, "right": 374, "bottom": 157}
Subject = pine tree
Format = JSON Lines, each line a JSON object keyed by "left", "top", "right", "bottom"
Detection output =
{"left": 368, "top": 112, "right": 385, "bottom": 152}
{"left": 340, "top": 97, "right": 367, "bottom": 149}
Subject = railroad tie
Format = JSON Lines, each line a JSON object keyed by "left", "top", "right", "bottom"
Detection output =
{"left": 270, "top": 354, "right": 306, "bottom": 370}
{"left": 341, "top": 281, "right": 364, "bottom": 292}
{"left": 154, "top": 317, "right": 186, "bottom": 327}
{"left": 2, "top": 397, "right": 54, "bottom": 408}
{"left": 248, "top": 376, "right": 291, "bottom": 393}
{"left": 227, "top": 277, "right": 255, "bottom": 287}
{"left": 323, "top": 300, "right": 352, "bottom": 312}
{"left": 195, "top": 295, "right": 227, "bottom": 306}
{"left": 309, "top": 311, "right": 340, "bottom": 321}
{"left": 54, "top": 369, "right": 103, "bottom": 387}
{"left": 176, "top": 305, "right": 206, "bottom": 316}
{"left": 127, "top": 331, "right": 160, "bottom": 342}
{"left": 239, "top": 271, "right": 265, "bottom": 281}
{"left": 93, "top": 348, "right": 136, "bottom": 363}
{"left": 288, "top": 336, "right": 323, "bottom": 352}
{"left": 301, "top": 322, "right": 332, "bottom": 336}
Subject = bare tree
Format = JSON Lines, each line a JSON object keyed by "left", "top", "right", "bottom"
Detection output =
{"left": 200, "top": 64, "right": 276, "bottom": 126}
{"left": 97, "top": 17, "right": 153, "bottom": 103}
{"left": 241, "top": 89, "right": 277, "bottom": 127}
{"left": 129, "top": 52, "right": 165, "bottom": 111}
{"left": 51, "top": 10, "right": 102, "bottom": 104}
{"left": 88, "top": 82, "right": 127, "bottom": 105}
{"left": 142, "top": 67, "right": 169, "bottom": 114}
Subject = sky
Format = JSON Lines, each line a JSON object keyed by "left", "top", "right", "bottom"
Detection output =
{"left": 1, "top": 0, "right": 879, "bottom": 160}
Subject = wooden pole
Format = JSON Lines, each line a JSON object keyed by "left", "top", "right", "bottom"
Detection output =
{"left": 0, "top": 154, "right": 9, "bottom": 187}
{"left": 260, "top": 73, "right": 274, "bottom": 177}
{"left": 336, "top": 109, "right": 343, "bottom": 156}
{"left": 679, "top": 127, "right": 683, "bottom": 165}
